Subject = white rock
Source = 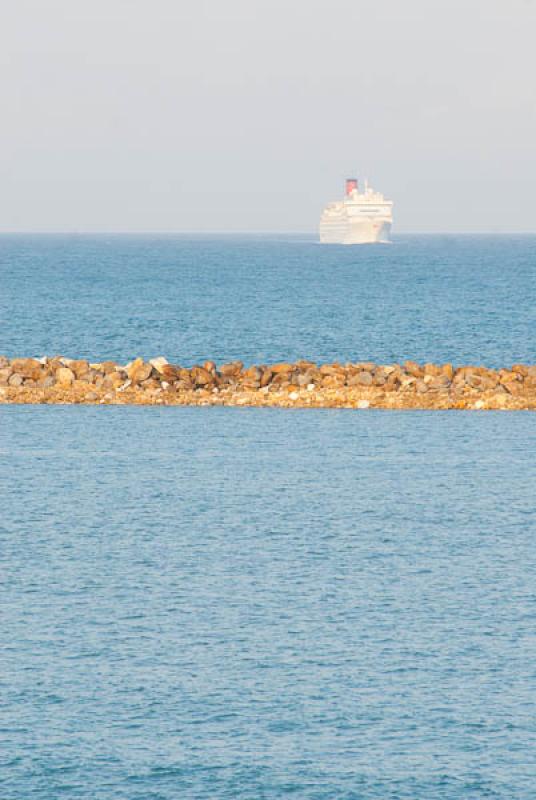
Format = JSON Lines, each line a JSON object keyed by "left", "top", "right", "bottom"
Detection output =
{"left": 289, "top": 391, "right": 299, "bottom": 401}
{"left": 161, "top": 381, "right": 170, "bottom": 390}
{"left": 307, "top": 383, "right": 315, "bottom": 391}
{"left": 474, "top": 400, "right": 485, "bottom": 410}
{"left": 149, "top": 357, "right": 169, "bottom": 374}
{"left": 357, "top": 399, "right": 370, "bottom": 409}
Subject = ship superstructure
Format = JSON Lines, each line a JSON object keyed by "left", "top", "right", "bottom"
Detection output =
{"left": 319, "top": 178, "right": 393, "bottom": 244}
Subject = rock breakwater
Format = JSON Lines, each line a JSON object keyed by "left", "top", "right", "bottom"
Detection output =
{"left": 1, "top": 356, "right": 535, "bottom": 410}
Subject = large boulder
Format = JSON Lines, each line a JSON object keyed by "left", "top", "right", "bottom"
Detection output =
{"left": 56, "top": 367, "right": 75, "bottom": 386}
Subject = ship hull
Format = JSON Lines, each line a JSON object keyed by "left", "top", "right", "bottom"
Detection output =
{"left": 319, "top": 216, "right": 391, "bottom": 245}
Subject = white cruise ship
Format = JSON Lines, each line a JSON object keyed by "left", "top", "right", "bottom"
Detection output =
{"left": 319, "top": 178, "right": 393, "bottom": 244}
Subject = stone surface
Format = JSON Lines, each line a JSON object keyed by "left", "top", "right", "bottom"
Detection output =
{"left": 0, "top": 357, "right": 535, "bottom": 411}
{"left": 56, "top": 367, "right": 75, "bottom": 386}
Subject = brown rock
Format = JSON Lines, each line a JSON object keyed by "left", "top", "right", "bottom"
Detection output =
{"left": 322, "top": 374, "right": 345, "bottom": 388}
{"left": 159, "top": 364, "right": 180, "bottom": 380}
{"left": 320, "top": 364, "right": 344, "bottom": 376}
{"left": 428, "top": 375, "right": 451, "bottom": 390}
{"left": 103, "top": 371, "right": 125, "bottom": 389}
{"left": 219, "top": 361, "right": 243, "bottom": 376}
{"left": 10, "top": 358, "right": 42, "bottom": 380}
{"left": 131, "top": 363, "right": 153, "bottom": 384}
{"left": 416, "top": 380, "right": 429, "bottom": 393}
{"left": 56, "top": 367, "right": 75, "bottom": 386}
{"left": 191, "top": 366, "right": 213, "bottom": 386}
{"left": 356, "top": 371, "right": 373, "bottom": 386}
{"left": 503, "top": 381, "right": 522, "bottom": 395}
{"left": 270, "top": 363, "right": 294, "bottom": 374}
{"left": 442, "top": 363, "right": 454, "bottom": 380}
{"left": 101, "top": 361, "right": 118, "bottom": 374}
{"left": 404, "top": 360, "right": 424, "bottom": 378}
{"left": 8, "top": 373, "right": 23, "bottom": 387}
{"left": 70, "top": 360, "right": 90, "bottom": 378}
{"left": 511, "top": 364, "right": 528, "bottom": 377}
{"left": 243, "top": 366, "right": 262, "bottom": 381}
{"left": 260, "top": 369, "right": 273, "bottom": 387}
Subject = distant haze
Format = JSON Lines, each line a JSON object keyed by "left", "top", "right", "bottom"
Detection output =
{"left": 1, "top": 0, "right": 535, "bottom": 233}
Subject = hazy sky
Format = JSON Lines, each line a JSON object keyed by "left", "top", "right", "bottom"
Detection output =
{"left": 1, "top": 0, "right": 535, "bottom": 232}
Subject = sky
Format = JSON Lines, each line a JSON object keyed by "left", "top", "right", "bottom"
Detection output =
{"left": 1, "top": 0, "right": 535, "bottom": 233}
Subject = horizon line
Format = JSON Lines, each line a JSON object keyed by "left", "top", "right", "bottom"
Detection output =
{"left": 1, "top": 230, "right": 536, "bottom": 236}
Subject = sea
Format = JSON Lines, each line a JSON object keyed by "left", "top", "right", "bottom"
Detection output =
{"left": 1, "top": 234, "right": 536, "bottom": 799}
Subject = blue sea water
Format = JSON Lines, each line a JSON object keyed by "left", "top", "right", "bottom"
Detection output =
{"left": 0, "top": 233, "right": 535, "bottom": 366}
{"left": 1, "top": 235, "right": 536, "bottom": 799}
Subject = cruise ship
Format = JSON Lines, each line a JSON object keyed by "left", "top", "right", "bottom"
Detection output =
{"left": 319, "top": 178, "right": 393, "bottom": 244}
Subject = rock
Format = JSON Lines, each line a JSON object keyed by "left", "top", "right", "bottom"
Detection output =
{"left": 85, "top": 391, "right": 98, "bottom": 401}
{"left": 511, "top": 364, "right": 528, "bottom": 377}
{"left": 220, "top": 361, "right": 243, "bottom": 376}
{"left": 270, "top": 363, "right": 294, "bottom": 374}
{"left": 104, "top": 371, "right": 125, "bottom": 389}
{"left": 320, "top": 364, "right": 343, "bottom": 376}
{"left": 357, "top": 371, "right": 373, "bottom": 386}
{"left": 415, "top": 380, "right": 429, "bottom": 393}
{"left": 404, "top": 360, "right": 424, "bottom": 378}
{"left": 502, "top": 380, "right": 522, "bottom": 395}
{"left": 160, "top": 364, "right": 180, "bottom": 380}
{"left": 0, "top": 368, "right": 12, "bottom": 385}
{"left": 322, "top": 374, "right": 345, "bottom": 388}
{"left": 10, "top": 358, "right": 42, "bottom": 380}
{"left": 126, "top": 359, "right": 152, "bottom": 383}
{"left": 8, "top": 373, "right": 23, "bottom": 387}
{"left": 56, "top": 367, "right": 75, "bottom": 386}
{"left": 289, "top": 391, "right": 299, "bottom": 401}
{"left": 101, "top": 361, "right": 118, "bottom": 374}
{"left": 428, "top": 375, "right": 451, "bottom": 390}
{"left": 357, "top": 399, "right": 370, "bottom": 409}
{"left": 296, "top": 373, "right": 311, "bottom": 387}
{"left": 203, "top": 360, "right": 217, "bottom": 374}
{"left": 474, "top": 400, "right": 485, "bottom": 409}
{"left": 260, "top": 369, "right": 273, "bottom": 387}
{"left": 70, "top": 360, "right": 90, "bottom": 378}
{"left": 149, "top": 357, "right": 169, "bottom": 373}
{"left": 191, "top": 366, "right": 213, "bottom": 386}
{"left": 243, "top": 366, "right": 262, "bottom": 381}
{"left": 0, "top": 356, "right": 10, "bottom": 369}
{"left": 43, "top": 375, "right": 56, "bottom": 388}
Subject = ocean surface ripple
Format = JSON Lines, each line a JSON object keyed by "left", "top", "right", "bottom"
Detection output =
{"left": 2, "top": 407, "right": 536, "bottom": 799}
{"left": 1, "top": 233, "right": 535, "bottom": 366}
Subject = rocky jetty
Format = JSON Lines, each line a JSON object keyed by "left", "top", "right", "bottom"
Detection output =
{"left": 0, "top": 356, "right": 535, "bottom": 410}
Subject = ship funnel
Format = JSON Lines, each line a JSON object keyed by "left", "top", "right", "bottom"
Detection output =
{"left": 346, "top": 178, "right": 358, "bottom": 195}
